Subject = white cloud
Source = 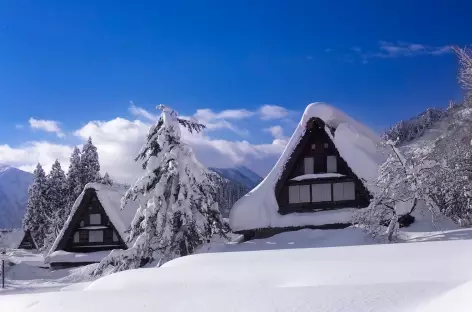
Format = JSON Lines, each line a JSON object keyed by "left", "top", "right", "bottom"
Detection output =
{"left": 264, "top": 125, "right": 290, "bottom": 146}
{"left": 28, "top": 118, "right": 65, "bottom": 138}
{"left": 352, "top": 41, "right": 452, "bottom": 62}
{"left": 0, "top": 142, "right": 73, "bottom": 173}
{"left": 3, "top": 105, "right": 297, "bottom": 182}
{"left": 259, "top": 105, "right": 290, "bottom": 120}
{"left": 129, "top": 102, "right": 159, "bottom": 122}
{"left": 264, "top": 125, "right": 284, "bottom": 139}
{"left": 194, "top": 108, "right": 255, "bottom": 120}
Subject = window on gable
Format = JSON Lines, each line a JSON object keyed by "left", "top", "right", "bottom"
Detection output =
{"left": 288, "top": 185, "right": 311, "bottom": 204}
{"left": 327, "top": 156, "right": 337, "bottom": 173}
{"left": 304, "top": 157, "right": 314, "bottom": 174}
{"left": 311, "top": 184, "right": 332, "bottom": 202}
{"left": 289, "top": 185, "right": 300, "bottom": 204}
{"left": 333, "top": 182, "right": 356, "bottom": 201}
{"left": 324, "top": 143, "right": 329, "bottom": 149}
{"left": 90, "top": 213, "right": 101, "bottom": 225}
{"left": 89, "top": 230, "right": 104, "bottom": 243}
{"left": 73, "top": 232, "right": 79, "bottom": 243}
{"left": 79, "top": 230, "right": 89, "bottom": 243}
{"left": 311, "top": 144, "right": 316, "bottom": 150}
{"left": 113, "top": 231, "right": 119, "bottom": 242}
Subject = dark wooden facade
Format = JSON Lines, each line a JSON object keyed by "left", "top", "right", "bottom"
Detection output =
{"left": 275, "top": 117, "right": 371, "bottom": 214}
{"left": 18, "top": 230, "right": 37, "bottom": 249}
{"left": 55, "top": 188, "right": 127, "bottom": 253}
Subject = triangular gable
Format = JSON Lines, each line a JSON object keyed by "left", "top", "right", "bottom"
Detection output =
{"left": 54, "top": 188, "right": 128, "bottom": 252}
{"left": 18, "top": 229, "right": 38, "bottom": 249}
{"left": 274, "top": 117, "right": 371, "bottom": 214}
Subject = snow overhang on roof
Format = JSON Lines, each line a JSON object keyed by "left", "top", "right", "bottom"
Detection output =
{"left": 229, "top": 102, "right": 386, "bottom": 232}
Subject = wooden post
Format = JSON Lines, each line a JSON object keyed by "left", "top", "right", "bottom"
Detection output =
{"left": 1, "top": 259, "right": 4, "bottom": 289}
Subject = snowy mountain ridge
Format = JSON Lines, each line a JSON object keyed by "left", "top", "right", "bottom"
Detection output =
{"left": 0, "top": 164, "right": 34, "bottom": 229}
{"left": 209, "top": 165, "right": 262, "bottom": 190}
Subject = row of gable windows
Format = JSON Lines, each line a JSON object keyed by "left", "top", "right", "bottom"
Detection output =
{"left": 288, "top": 181, "right": 356, "bottom": 204}
{"left": 73, "top": 229, "right": 119, "bottom": 244}
{"left": 303, "top": 155, "right": 338, "bottom": 174}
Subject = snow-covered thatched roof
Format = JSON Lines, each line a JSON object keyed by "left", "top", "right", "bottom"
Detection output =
{"left": 229, "top": 102, "right": 385, "bottom": 232}
{"left": 49, "top": 183, "right": 139, "bottom": 254}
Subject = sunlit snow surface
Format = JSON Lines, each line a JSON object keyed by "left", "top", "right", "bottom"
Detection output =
{"left": 2, "top": 222, "right": 472, "bottom": 312}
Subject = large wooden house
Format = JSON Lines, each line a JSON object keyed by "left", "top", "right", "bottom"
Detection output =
{"left": 229, "top": 103, "right": 383, "bottom": 239}
{"left": 46, "top": 183, "right": 138, "bottom": 269}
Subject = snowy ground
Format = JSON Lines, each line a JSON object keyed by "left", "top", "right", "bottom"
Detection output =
{"left": 2, "top": 229, "right": 472, "bottom": 311}
{"left": 2, "top": 215, "right": 472, "bottom": 311}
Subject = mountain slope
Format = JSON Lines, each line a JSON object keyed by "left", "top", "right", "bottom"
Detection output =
{"left": 0, "top": 165, "right": 33, "bottom": 228}
{"left": 209, "top": 166, "right": 262, "bottom": 217}
{"left": 209, "top": 166, "right": 262, "bottom": 190}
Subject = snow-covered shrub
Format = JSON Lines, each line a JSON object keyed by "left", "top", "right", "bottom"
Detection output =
{"left": 355, "top": 141, "right": 440, "bottom": 241}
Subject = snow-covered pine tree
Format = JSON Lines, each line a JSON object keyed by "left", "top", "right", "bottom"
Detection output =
{"left": 80, "top": 137, "right": 101, "bottom": 185}
{"left": 66, "top": 147, "right": 83, "bottom": 210}
{"left": 356, "top": 141, "right": 441, "bottom": 241}
{"left": 43, "top": 159, "right": 68, "bottom": 250}
{"left": 100, "top": 172, "right": 113, "bottom": 186}
{"left": 23, "top": 163, "right": 49, "bottom": 248}
{"left": 94, "top": 105, "right": 227, "bottom": 275}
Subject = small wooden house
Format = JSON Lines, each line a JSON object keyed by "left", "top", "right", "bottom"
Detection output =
{"left": 0, "top": 228, "right": 38, "bottom": 250}
{"left": 229, "top": 103, "right": 383, "bottom": 239}
{"left": 46, "top": 183, "right": 138, "bottom": 269}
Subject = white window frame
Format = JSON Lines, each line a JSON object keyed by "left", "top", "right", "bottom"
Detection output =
{"left": 289, "top": 185, "right": 300, "bottom": 204}
{"left": 327, "top": 156, "right": 337, "bottom": 173}
{"left": 311, "top": 183, "right": 332, "bottom": 202}
{"left": 89, "top": 230, "right": 104, "bottom": 243}
{"left": 333, "top": 182, "right": 356, "bottom": 201}
{"left": 89, "top": 213, "right": 101, "bottom": 225}
{"left": 304, "top": 157, "right": 314, "bottom": 174}
{"left": 299, "top": 185, "right": 311, "bottom": 203}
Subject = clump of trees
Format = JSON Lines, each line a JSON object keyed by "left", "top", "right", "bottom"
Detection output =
{"left": 23, "top": 137, "right": 113, "bottom": 251}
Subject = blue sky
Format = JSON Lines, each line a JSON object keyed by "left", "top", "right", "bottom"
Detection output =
{"left": 0, "top": 0, "right": 469, "bottom": 179}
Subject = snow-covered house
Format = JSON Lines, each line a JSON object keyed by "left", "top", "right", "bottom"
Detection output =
{"left": 0, "top": 229, "right": 37, "bottom": 250}
{"left": 229, "top": 103, "right": 384, "bottom": 238}
{"left": 46, "top": 183, "right": 138, "bottom": 269}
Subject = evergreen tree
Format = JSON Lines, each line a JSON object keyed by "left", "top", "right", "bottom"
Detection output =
{"left": 100, "top": 172, "right": 113, "bottom": 186}
{"left": 23, "top": 163, "right": 48, "bottom": 248}
{"left": 80, "top": 137, "right": 101, "bottom": 185}
{"left": 66, "top": 147, "right": 83, "bottom": 211}
{"left": 43, "top": 160, "right": 68, "bottom": 250}
{"left": 94, "top": 105, "right": 227, "bottom": 275}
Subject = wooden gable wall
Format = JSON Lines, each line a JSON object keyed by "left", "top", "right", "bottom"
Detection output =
{"left": 56, "top": 188, "right": 127, "bottom": 253}
{"left": 18, "top": 230, "right": 37, "bottom": 250}
{"left": 275, "top": 117, "right": 371, "bottom": 214}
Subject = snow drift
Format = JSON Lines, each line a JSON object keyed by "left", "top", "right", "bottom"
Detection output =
{"left": 229, "top": 102, "right": 385, "bottom": 232}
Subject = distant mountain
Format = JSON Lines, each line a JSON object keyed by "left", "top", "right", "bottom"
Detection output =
{"left": 209, "top": 166, "right": 262, "bottom": 190}
{"left": 209, "top": 166, "right": 262, "bottom": 217}
{"left": 0, "top": 165, "right": 33, "bottom": 229}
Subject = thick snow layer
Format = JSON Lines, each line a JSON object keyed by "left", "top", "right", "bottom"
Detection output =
{"left": 48, "top": 183, "right": 138, "bottom": 255}
{"left": 230, "top": 102, "right": 385, "bottom": 232}
{"left": 46, "top": 250, "right": 113, "bottom": 264}
{"left": 290, "top": 173, "right": 345, "bottom": 181}
{"left": 4, "top": 237, "right": 472, "bottom": 311}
